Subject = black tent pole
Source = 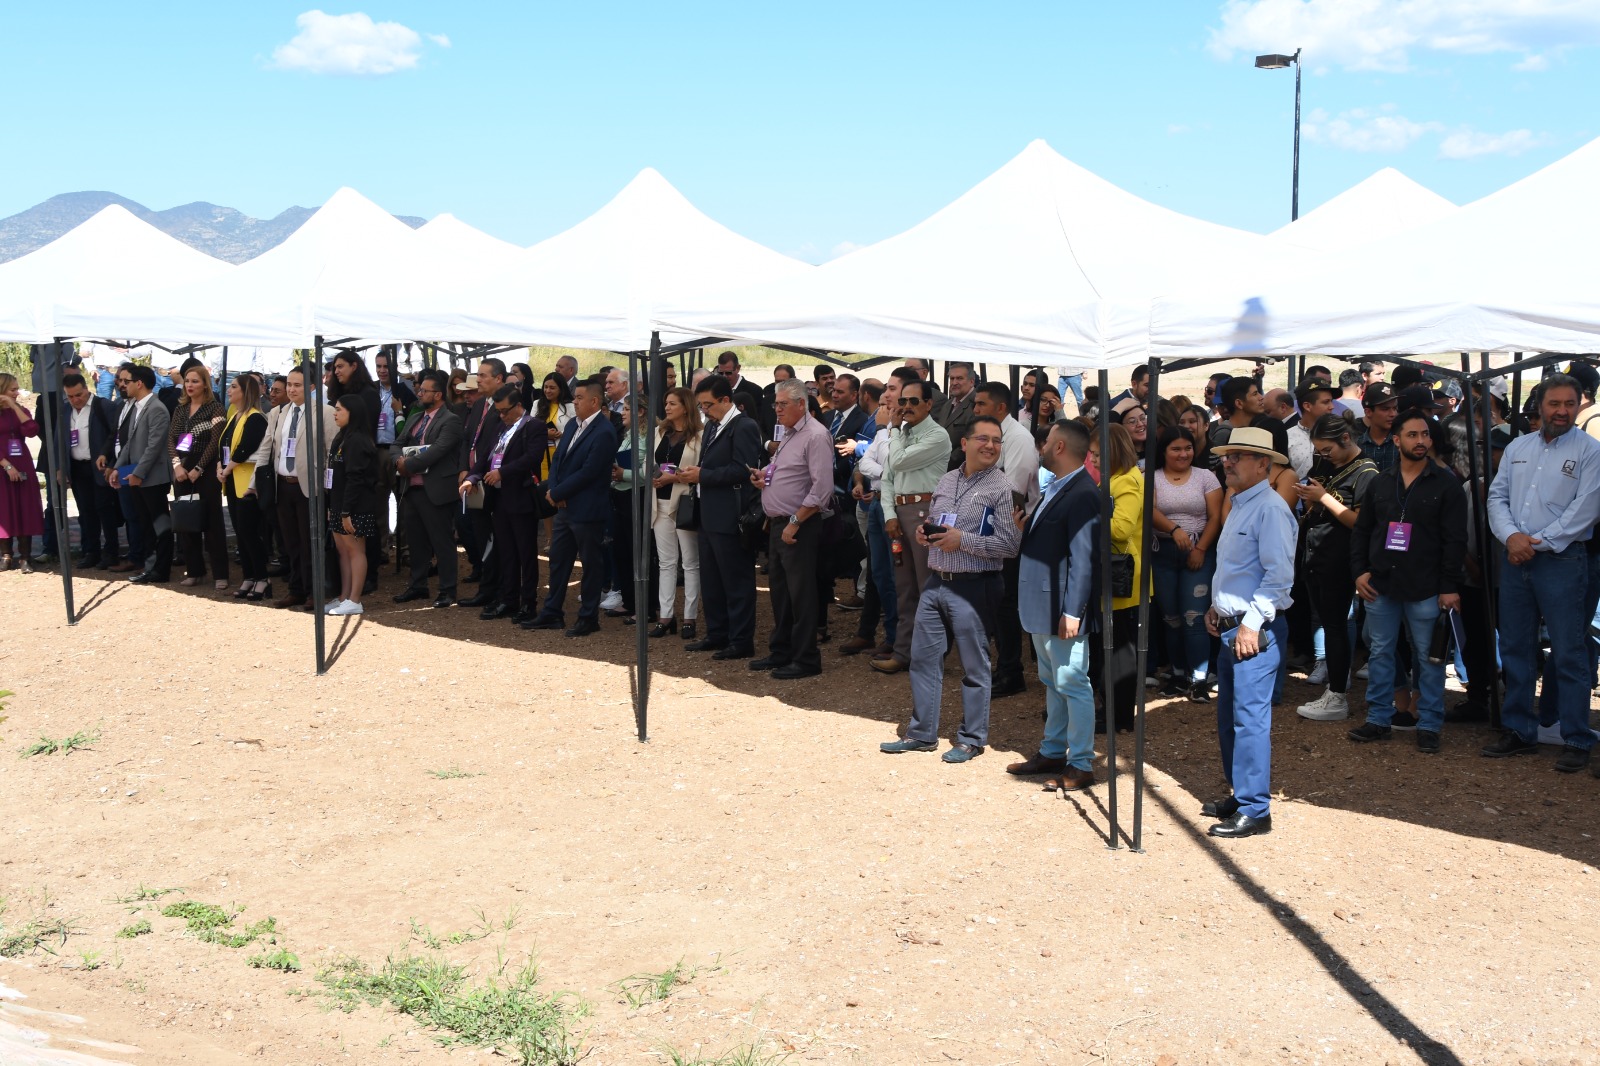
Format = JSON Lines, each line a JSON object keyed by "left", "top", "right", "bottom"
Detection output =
{"left": 41, "top": 342, "right": 75, "bottom": 624}
{"left": 1458, "top": 355, "right": 1495, "bottom": 730}
{"left": 1097, "top": 368, "right": 1119, "bottom": 849}
{"left": 311, "top": 338, "right": 328, "bottom": 674}
{"left": 219, "top": 346, "right": 229, "bottom": 405}
{"left": 1132, "top": 357, "right": 1158, "bottom": 852}
{"left": 632, "top": 334, "right": 661, "bottom": 743}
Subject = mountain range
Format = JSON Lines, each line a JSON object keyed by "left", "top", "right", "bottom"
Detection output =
{"left": 0, "top": 192, "right": 426, "bottom": 265}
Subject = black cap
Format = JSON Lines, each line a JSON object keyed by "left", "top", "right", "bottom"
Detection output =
{"left": 1567, "top": 360, "right": 1600, "bottom": 398}
{"left": 1295, "top": 381, "right": 1338, "bottom": 406}
{"left": 1396, "top": 384, "right": 1439, "bottom": 412}
{"left": 1363, "top": 382, "right": 1398, "bottom": 409}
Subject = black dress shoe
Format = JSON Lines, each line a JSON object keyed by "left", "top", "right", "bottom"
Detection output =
{"left": 464, "top": 569, "right": 482, "bottom": 584}
{"left": 511, "top": 610, "right": 537, "bottom": 626}
{"left": 566, "top": 619, "right": 600, "bottom": 638}
{"left": 771, "top": 663, "right": 820, "bottom": 680}
{"left": 749, "top": 656, "right": 787, "bottom": 671}
{"left": 1208, "top": 811, "right": 1272, "bottom": 838}
{"left": 129, "top": 571, "right": 168, "bottom": 584}
{"left": 393, "top": 588, "right": 428, "bottom": 603}
{"left": 1200, "top": 795, "right": 1240, "bottom": 820}
{"left": 432, "top": 597, "right": 455, "bottom": 609}
{"left": 480, "top": 603, "right": 514, "bottom": 620}
{"left": 990, "top": 676, "right": 1026, "bottom": 699}
{"left": 687, "top": 639, "right": 727, "bottom": 653}
{"left": 522, "top": 616, "right": 564, "bottom": 631}
{"left": 712, "top": 645, "right": 753, "bottom": 661}
{"left": 459, "top": 592, "right": 495, "bottom": 608}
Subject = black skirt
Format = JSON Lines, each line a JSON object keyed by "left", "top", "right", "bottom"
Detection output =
{"left": 335, "top": 512, "right": 378, "bottom": 537}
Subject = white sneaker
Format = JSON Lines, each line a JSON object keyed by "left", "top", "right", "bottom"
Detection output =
{"left": 600, "top": 589, "right": 624, "bottom": 611}
{"left": 324, "top": 599, "right": 347, "bottom": 615}
{"left": 1355, "top": 663, "right": 1369, "bottom": 680}
{"left": 1296, "top": 689, "right": 1349, "bottom": 721}
{"left": 330, "top": 600, "right": 364, "bottom": 616}
{"left": 1307, "top": 660, "right": 1328, "bottom": 686}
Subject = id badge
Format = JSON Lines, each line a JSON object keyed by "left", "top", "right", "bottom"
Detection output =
{"left": 379, "top": 408, "right": 392, "bottom": 432}
{"left": 491, "top": 453, "right": 503, "bottom": 471}
{"left": 6, "top": 440, "right": 20, "bottom": 458}
{"left": 773, "top": 425, "right": 786, "bottom": 443}
{"left": 763, "top": 464, "right": 774, "bottom": 487}
{"left": 70, "top": 428, "right": 81, "bottom": 448}
{"left": 937, "top": 511, "right": 958, "bottom": 528}
{"left": 176, "top": 432, "right": 194, "bottom": 453}
{"left": 1385, "top": 521, "right": 1413, "bottom": 552}
{"left": 324, "top": 468, "right": 334, "bottom": 490}
{"left": 221, "top": 446, "right": 230, "bottom": 467}
{"left": 285, "top": 437, "right": 297, "bottom": 459}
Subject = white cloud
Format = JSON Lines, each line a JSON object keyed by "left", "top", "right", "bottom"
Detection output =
{"left": 271, "top": 10, "right": 446, "bottom": 75}
{"left": 427, "top": 33, "right": 451, "bottom": 48}
{"left": 829, "top": 241, "right": 864, "bottom": 259}
{"left": 1512, "top": 52, "right": 1549, "bottom": 70}
{"left": 1302, "top": 105, "right": 1441, "bottom": 151}
{"left": 1438, "top": 127, "right": 1547, "bottom": 157}
{"left": 1208, "top": 0, "right": 1600, "bottom": 72}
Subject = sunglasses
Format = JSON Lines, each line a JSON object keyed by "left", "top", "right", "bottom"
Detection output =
{"left": 898, "top": 397, "right": 925, "bottom": 407}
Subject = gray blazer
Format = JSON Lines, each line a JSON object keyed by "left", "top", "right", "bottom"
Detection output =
{"left": 114, "top": 395, "right": 172, "bottom": 487}
{"left": 398, "top": 406, "right": 464, "bottom": 507}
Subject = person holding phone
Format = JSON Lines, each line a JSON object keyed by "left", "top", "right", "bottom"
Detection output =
{"left": 1202, "top": 426, "right": 1297, "bottom": 839}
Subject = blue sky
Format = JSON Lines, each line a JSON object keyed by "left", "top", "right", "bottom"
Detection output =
{"left": 5, "top": 1, "right": 1595, "bottom": 260}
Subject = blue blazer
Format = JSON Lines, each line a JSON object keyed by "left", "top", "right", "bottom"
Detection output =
{"left": 1017, "top": 469, "right": 1101, "bottom": 636}
{"left": 546, "top": 414, "right": 618, "bottom": 524}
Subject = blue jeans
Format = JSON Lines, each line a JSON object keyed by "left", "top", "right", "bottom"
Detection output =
{"left": 1058, "top": 374, "right": 1084, "bottom": 406}
{"left": 1150, "top": 540, "right": 1215, "bottom": 682}
{"left": 1501, "top": 545, "right": 1594, "bottom": 749}
{"left": 1538, "top": 549, "right": 1600, "bottom": 725}
{"left": 1269, "top": 614, "right": 1290, "bottom": 703}
{"left": 1362, "top": 593, "right": 1445, "bottom": 732}
{"left": 863, "top": 499, "right": 898, "bottom": 646}
{"left": 1216, "top": 626, "right": 1280, "bottom": 819}
{"left": 1032, "top": 631, "right": 1095, "bottom": 770}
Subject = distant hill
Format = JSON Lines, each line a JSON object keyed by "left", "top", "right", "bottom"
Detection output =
{"left": 0, "top": 191, "right": 426, "bottom": 265}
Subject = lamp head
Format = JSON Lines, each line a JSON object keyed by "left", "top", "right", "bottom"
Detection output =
{"left": 1254, "top": 53, "right": 1296, "bottom": 69}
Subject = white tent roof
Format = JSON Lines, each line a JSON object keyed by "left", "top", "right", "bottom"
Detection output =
{"left": 0, "top": 205, "right": 232, "bottom": 343}
{"left": 413, "top": 213, "right": 525, "bottom": 266}
{"left": 1269, "top": 168, "right": 1457, "bottom": 253}
{"left": 1151, "top": 136, "right": 1600, "bottom": 358}
{"left": 654, "top": 140, "right": 1279, "bottom": 368}
{"left": 315, "top": 168, "right": 813, "bottom": 352}
{"left": 54, "top": 188, "right": 429, "bottom": 348}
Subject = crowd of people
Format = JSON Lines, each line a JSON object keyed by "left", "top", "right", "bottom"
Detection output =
{"left": 5, "top": 346, "right": 1600, "bottom": 840}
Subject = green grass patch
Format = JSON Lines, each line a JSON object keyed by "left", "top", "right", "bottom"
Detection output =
{"left": 658, "top": 1043, "right": 793, "bottom": 1066}
{"left": 19, "top": 728, "right": 98, "bottom": 758}
{"left": 613, "top": 956, "right": 714, "bottom": 1009}
{"left": 0, "top": 898, "right": 78, "bottom": 958}
{"left": 161, "top": 901, "right": 280, "bottom": 949}
{"left": 116, "top": 919, "right": 152, "bottom": 939}
{"left": 312, "top": 952, "right": 586, "bottom": 1065}
{"left": 248, "top": 948, "right": 301, "bottom": 972}
{"left": 426, "top": 766, "right": 482, "bottom": 780}
{"left": 113, "top": 884, "right": 182, "bottom": 904}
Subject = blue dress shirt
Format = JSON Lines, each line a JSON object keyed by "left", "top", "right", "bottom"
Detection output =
{"left": 1487, "top": 427, "right": 1600, "bottom": 555}
{"left": 1212, "top": 479, "right": 1297, "bottom": 633}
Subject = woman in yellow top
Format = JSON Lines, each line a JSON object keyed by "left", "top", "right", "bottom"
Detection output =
{"left": 534, "top": 372, "right": 576, "bottom": 481}
{"left": 1087, "top": 422, "right": 1145, "bottom": 733}
{"left": 216, "top": 374, "right": 273, "bottom": 601}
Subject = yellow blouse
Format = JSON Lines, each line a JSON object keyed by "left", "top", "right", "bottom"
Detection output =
{"left": 1109, "top": 466, "right": 1147, "bottom": 611}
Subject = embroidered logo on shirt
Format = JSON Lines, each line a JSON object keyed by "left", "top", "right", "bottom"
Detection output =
{"left": 1563, "top": 459, "right": 1578, "bottom": 478}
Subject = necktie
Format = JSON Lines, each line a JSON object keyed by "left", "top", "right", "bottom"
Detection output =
{"left": 702, "top": 418, "right": 719, "bottom": 453}
{"left": 831, "top": 411, "right": 843, "bottom": 436}
{"left": 286, "top": 406, "right": 300, "bottom": 472}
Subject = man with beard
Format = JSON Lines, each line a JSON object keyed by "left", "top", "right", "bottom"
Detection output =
{"left": 1484, "top": 374, "right": 1600, "bottom": 773}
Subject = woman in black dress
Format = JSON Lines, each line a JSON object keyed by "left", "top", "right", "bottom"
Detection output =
{"left": 218, "top": 373, "right": 272, "bottom": 600}
{"left": 327, "top": 396, "right": 379, "bottom": 617}
{"left": 168, "top": 364, "right": 230, "bottom": 590}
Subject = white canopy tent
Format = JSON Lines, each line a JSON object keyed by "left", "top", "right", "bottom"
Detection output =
{"left": 1151, "top": 136, "right": 1600, "bottom": 358}
{"left": 1269, "top": 168, "right": 1457, "bottom": 254}
{"left": 0, "top": 205, "right": 231, "bottom": 344}
{"left": 653, "top": 140, "right": 1280, "bottom": 369}
{"left": 53, "top": 188, "right": 430, "bottom": 349}
{"left": 314, "top": 168, "right": 814, "bottom": 352}
{"left": 413, "top": 213, "right": 525, "bottom": 265}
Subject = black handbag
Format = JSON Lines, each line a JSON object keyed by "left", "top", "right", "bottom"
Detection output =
{"left": 674, "top": 493, "right": 699, "bottom": 531}
{"left": 1110, "top": 552, "right": 1135, "bottom": 599}
{"left": 171, "top": 495, "right": 205, "bottom": 534}
{"left": 738, "top": 494, "right": 768, "bottom": 554}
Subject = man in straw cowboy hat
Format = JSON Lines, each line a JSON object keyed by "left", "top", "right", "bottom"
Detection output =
{"left": 1201, "top": 425, "right": 1297, "bottom": 839}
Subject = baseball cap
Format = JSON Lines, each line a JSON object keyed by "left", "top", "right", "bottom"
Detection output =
{"left": 1363, "top": 382, "right": 1398, "bottom": 409}
{"left": 1566, "top": 360, "right": 1600, "bottom": 398}
{"left": 1294, "top": 381, "right": 1339, "bottom": 406}
{"left": 1397, "top": 385, "right": 1440, "bottom": 412}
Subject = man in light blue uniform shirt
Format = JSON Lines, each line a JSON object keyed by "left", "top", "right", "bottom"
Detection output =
{"left": 1484, "top": 374, "right": 1600, "bottom": 772}
{"left": 1203, "top": 426, "right": 1297, "bottom": 838}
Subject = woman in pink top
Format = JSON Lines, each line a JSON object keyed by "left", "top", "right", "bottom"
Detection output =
{"left": 1150, "top": 425, "right": 1222, "bottom": 700}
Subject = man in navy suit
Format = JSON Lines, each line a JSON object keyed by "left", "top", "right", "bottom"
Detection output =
{"left": 63, "top": 372, "right": 122, "bottom": 568}
{"left": 393, "top": 369, "right": 465, "bottom": 607}
{"left": 680, "top": 374, "right": 764, "bottom": 658}
{"left": 1008, "top": 419, "right": 1101, "bottom": 791}
{"left": 463, "top": 383, "right": 542, "bottom": 623}
{"left": 524, "top": 380, "right": 617, "bottom": 637}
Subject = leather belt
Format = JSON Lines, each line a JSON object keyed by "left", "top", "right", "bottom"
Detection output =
{"left": 279, "top": 474, "right": 299, "bottom": 484}
{"left": 895, "top": 493, "right": 931, "bottom": 506}
{"left": 1214, "top": 613, "right": 1245, "bottom": 631}
{"left": 932, "top": 569, "right": 998, "bottom": 583}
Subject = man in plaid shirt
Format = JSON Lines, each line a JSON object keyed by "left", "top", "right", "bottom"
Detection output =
{"left": 879, "top": 415, "right": 1021, "bottom": 763}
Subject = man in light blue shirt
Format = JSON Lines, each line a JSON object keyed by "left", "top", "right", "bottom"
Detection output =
{"left": 1484, "top": 374, "right": 1600, "bottom": 771}
{"left": 1203, "top": 426, "right": 1297, "bottom": 838}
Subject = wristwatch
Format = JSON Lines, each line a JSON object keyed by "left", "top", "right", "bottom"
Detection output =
{"left": 787, "top": 514, "right": 800, "bottom": 525}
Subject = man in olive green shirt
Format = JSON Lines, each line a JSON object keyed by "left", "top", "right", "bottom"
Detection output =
{"left": 873, "top": 375, "right": 957, "bottom": 671}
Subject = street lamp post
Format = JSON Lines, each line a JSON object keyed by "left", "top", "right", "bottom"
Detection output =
{"left": 1254, "top": 48, "right": 1302, "bottom": 221}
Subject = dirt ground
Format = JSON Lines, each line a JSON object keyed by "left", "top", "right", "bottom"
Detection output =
{"left": 2, "top": 553, "right": 1599, "bottom": 1066}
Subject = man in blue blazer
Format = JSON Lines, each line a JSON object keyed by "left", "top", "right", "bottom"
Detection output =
{"left": 525, "top": 380, "right": 618, "bottom": 637}
{"left": 1010, "top": 419, "right": 1101, "bottom": 791}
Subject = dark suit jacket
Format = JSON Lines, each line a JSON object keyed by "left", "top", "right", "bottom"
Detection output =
{"left": 1017, "top": 468, "right": 1101, "bottom": 636}
{"left": 459, "top": 397, "right": 499, "bottom": 473}
{"left": 547, "top": 414, "right": 617, "bottom": 524}
{"left": 65, "top": 396, "right": 118, "bottom": 466}
{"left": 828, "top": 405, "right": 869, "bottom": 491}
{"left": 732, "top": 377, "right": 764, "bottom": 422}
{"left": 482, "top": 418, "right": 544, "bottom": 516}
{"left": 697, "top": 411, "right": 763, "bottom": 535}
{"left": 939, "top": 391, "right": 977, "bottom": 469}
{"left": 398, "top": 405, "right": 464, "bottom": 507}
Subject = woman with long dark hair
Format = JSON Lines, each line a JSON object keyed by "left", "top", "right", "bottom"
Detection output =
{"left": 326, "top": 395, "right": 379, "bottom": 616}
{"left": 509, "top": 361, "right": 536, "bottom": 411}
{"left": 329, "top": 350, "right": 380, "bottom": 436}
{"left": 168, "top": 363, "right": 230, "bottom": 590}
{"left": 0, "top": 373, "right": 43, "bottom": 570}
{"left": 1087, "top": 423, "right": 1145, "bottom": 732}
{"left": 1150, "top": 426, "right": 1223, "bottom": 700}
{"left": 650, "top": 386, "right": 704, "bottom": 638}
{"left": 534, "top": 372, "right": 575, "bottom": 480}
{"left": 218, "top": 373, "right": 272, "bottom": 600}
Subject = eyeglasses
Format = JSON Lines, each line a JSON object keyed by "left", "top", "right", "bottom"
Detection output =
{"left": 969, "top": 435, "right": 1002, "bottom": 446}
{"left": 898, "top": 397, "right": 925, "bottom": 407}
{"left": 696, "top": 400, "right": 716, "bottom": 411}
{"left": 719, "top": 368, "right": 738, "bottom": 378}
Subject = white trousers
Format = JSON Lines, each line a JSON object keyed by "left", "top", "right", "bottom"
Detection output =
{"left": 652, "top": 513, "right": 701, "bottom": 621}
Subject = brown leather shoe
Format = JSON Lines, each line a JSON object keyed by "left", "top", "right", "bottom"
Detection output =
{"left": 869, "top": 657, "right": 906, "bottom": 674}
{"left": 873, "top": 642, "right": 895, "bottom": 657}
{"left": 1006, "top": 753, "right": 1067, "bottom": 776}
{"left": 1044, "top": 767, "right": 1096, "bottom": 792}
{"left": 839, "top": 635, "right": 875, "bottom": 655}
{"left": 108, "top": 560, "right": 139, "bottom": 573}
{"left": 275, "top": 593, "right": 307, "bottom": 609}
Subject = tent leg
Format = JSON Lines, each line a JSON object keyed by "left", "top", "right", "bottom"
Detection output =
{"left": 632, "top": 336, "right": 659, "bottom": 743}
{"left": 1097, "top": 369, "right": 1119, "bottom": 850}
{"left": 219, "top": 346, "right": 228, "bottom": 405}
{"left": 41, "top": 342, "right": 76, "bottom": 625}
{"left": 311, "top": 339, "right": 327, "bottom": 674}
{"left": 1132, "top": 358, "right": 1158, "bottom": 852}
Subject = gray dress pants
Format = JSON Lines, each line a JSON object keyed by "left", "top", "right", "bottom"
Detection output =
{"left": 905, "top": 573, "right": 1002, "bottom": 748}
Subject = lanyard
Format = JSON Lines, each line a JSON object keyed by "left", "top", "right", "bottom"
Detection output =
{"left": 493, "top": 416, "right": 528, "bottom": 456}
{"left": 1395, "top": 465, "right": 1424, "bottom": 522}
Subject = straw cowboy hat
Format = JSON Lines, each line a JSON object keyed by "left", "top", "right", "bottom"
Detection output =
{"left": 1212, "top": 425, "right": 1287, "bottom": 465}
